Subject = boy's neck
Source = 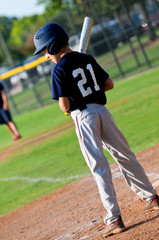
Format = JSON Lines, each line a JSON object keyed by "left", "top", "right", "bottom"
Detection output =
{"left": 60, "top": 46, "right": 73, "bottom": 58}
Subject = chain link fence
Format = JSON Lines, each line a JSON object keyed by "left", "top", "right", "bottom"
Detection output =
{"left": 2, "top": 0, "right": 159, "bottom": 115}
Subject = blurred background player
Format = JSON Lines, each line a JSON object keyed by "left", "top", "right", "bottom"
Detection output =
{"left": 0, "top": 81, "right": 21, "bottom": 141}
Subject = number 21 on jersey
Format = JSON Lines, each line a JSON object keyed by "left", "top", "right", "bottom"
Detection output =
{"left": 72, "top": 63, "right": 100, "bottom": 97}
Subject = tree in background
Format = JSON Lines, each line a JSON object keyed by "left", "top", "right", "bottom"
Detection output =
{"left": 0, "top": 15, "right": 46, "bottom": 67}
{"left": 84, "top": 0, "right": 157, "bottom": 41}
{"left": 38, "top": 0, "right": 71, "bottom": 17}
{"left": 9, "top": 15, "right": 46, "bottom": 61}
{"left": 0, "top": 17, "right": 16, "bottom": 66}
{"left": 38, "top": 0, "right": 157, "bottom": 41}
{"left": 0, "top": 0, "right": 158, "bottom": 68}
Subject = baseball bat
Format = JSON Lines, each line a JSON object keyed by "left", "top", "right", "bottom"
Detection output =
{"left": 78, "top": 16, "right": 94, "bottom": 53}
{"left": 65, "top": 16, "right": 94, "bottom": 117}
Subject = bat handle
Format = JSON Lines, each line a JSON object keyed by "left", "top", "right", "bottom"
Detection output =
{"left": 65, "top": 112, "right": 71, "bottom": 116}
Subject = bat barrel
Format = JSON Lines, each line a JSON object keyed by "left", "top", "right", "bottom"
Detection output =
{"left": 78, "top": 17, "right": 94, "bottom": 53}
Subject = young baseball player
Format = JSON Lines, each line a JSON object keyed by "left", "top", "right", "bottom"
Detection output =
{"left": 33, "top": 23, "right": 159, "bottom": 237}
{"left": 0, "top": 81, "right": 21, "bottom": 141}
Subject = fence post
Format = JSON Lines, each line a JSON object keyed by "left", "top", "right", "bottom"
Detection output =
{"left": 26, "top": 77, "right": 42, "bottom": 107}
{"left": 120, "top": 0, "right": 151, "bottom": 68}
{"left": 115, "top": 11, "right": 141, "bottom": 68}
{"left": 87, "top": 0, "right": 125, "bottom": 78}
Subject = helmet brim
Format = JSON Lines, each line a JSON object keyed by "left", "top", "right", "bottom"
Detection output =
{"left": 33, "top": 48, "right": 41, "bottom": 56}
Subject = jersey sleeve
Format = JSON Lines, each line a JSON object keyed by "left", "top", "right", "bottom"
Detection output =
{"left": 51, "top": 66, "right": 69, "bottom": 100}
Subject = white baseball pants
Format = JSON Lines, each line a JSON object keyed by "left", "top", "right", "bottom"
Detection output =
{"left": 71, "top": 104, "right": 156, "bottom": 225}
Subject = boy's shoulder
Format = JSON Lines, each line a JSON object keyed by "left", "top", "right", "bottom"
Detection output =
{"left": 60, "top": 51, "right": 94, "bottom": 66}
{"left": 62, "top": 51, "right": 93, "bottom": 61}
{"left": 51, "top": 51, "right": 95, "bottom": 76}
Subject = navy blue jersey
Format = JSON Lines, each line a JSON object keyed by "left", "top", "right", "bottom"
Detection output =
{"left": 0, "top": 82, "right": 4, "bottom": 108}
{"left": 51, "top": 52, "right": 109, "bottom": 111}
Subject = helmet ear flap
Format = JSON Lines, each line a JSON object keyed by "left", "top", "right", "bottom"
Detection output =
{"left": 48, "top": 42, "right": 61, "bottom": 55}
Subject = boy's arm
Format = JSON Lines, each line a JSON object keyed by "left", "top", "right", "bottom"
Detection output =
{"left": 59, "top": 97, "right": 70, "bottom": 113}
{"left": 1, "top": 90, "right": 8, "bottom": 110}
{"left": 58, "top": 77, "right": 113, "bottom": 113}
{"left": 104, "top": 77, "right": 114, "bottom": 92}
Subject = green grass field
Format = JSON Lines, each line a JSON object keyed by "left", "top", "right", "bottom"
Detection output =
{"left": 0, "top": 66, "right": 159, "bottom": 216}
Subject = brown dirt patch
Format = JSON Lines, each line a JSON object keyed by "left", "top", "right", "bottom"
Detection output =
{"left": 0, "top": 144, "right": 159, "bottom": 240}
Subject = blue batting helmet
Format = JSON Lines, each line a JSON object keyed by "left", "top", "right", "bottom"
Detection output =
{"left": 33, "top": 23, "right": 69, "bottom": 55}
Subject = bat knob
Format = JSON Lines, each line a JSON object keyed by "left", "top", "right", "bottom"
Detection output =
{"left": 65, "top": 112, "right": 71, "bottom": 116}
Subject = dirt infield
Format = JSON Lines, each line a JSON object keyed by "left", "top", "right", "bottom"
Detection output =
{"left": 0, "top": 144, "right": 159, "bottom": 240}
